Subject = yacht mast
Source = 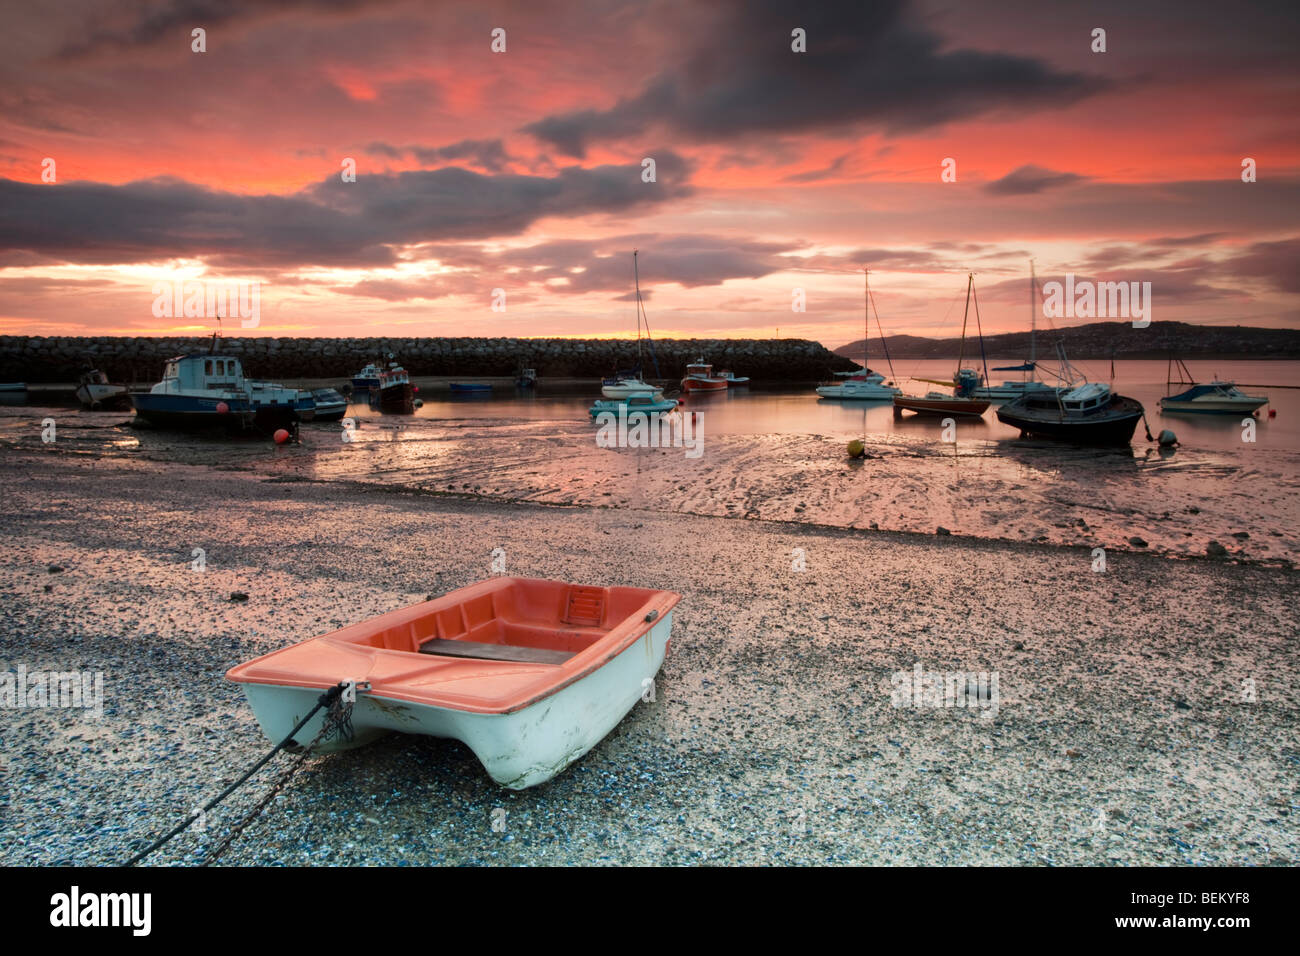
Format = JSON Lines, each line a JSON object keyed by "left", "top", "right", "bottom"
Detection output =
{"left": 864, "top": 268, "right": 869, "bottom": 371}
{"left": 1029, "top": 260, "right": 1037, "bottom": 370}
{"left": 956, "top": 272, "right": 973, "bottom": 373}
{"left": 633, "top": 250, "right": 643, "bottom": 370}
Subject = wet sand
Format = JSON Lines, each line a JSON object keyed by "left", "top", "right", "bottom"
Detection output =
{"left": 1, "top": 449, "right": 1296, "bottom": 865}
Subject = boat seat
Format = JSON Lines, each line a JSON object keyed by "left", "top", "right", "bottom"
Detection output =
{"left": 418, "top": 638, "right": 575, "bottom": 666}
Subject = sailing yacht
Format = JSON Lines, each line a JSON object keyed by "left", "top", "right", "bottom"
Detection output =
{"left": 894, "top": 274, "right": 991, "bottom": 418}
{"left": 973, "top": 263, "right": 1061, "bottom": 402}
{"left": 815, "top": 270, "right": 901, "bottom": 401}
{"left": 602, "top": 251, "right": 663, "bottom": 399}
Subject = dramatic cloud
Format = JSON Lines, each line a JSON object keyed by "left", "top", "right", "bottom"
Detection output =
{"left": 523, "top": 0, "right": 1106, "bottom": 157}
{"left": 1228, "top": 238, "right": 1300, "bottom": 294}
{"left": 985, "top": 165, "right": 1087, "bottom": 196}
{"left": 366, "top": 139, "right": 516, "bottom": 173}
{"left": 0, "top": 154, "right": 693, "bottom": 267}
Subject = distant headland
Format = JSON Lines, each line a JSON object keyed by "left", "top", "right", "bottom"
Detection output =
{"left": 835, "top": 321, "right": 1300, "bottom": 361}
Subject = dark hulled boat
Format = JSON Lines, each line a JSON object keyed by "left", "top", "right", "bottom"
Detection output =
{"left": 371, "top": 363, "right": 414, "bottom": 413}
{"left": 997, "top": 382, "right": 1144, "bottom": 444}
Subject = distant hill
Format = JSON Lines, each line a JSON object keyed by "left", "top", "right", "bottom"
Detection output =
{"left": 834, "top": 321, "right": 1300, "bottom": 360}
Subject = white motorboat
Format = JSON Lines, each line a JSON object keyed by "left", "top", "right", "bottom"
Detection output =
{"left": 1159, "top": 358, "right": 1268, "bottom": 414}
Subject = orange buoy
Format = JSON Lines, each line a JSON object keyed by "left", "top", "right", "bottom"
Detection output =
{"left": 273, "top": 428, "right": 290, "bottom": 444}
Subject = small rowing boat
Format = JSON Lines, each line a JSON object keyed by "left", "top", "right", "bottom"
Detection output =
{"left": 226, "top": 577, "right": 681, "bottom": 789}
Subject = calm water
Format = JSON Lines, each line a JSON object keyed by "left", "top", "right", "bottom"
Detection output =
{"left": 3, "top": 360, "right": 1297, "bottom": 561}
{"left": 407, "top": 360, "right": 1300, "bottom": 451}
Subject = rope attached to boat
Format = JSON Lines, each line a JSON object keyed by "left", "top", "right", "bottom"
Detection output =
{"left": 123, "top": 681, "right": 355, "bottom": 866}
{"left": 1140, "top": 411, "right": 1155, "bottom": 442}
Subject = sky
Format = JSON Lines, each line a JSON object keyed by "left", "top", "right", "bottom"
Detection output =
{"left": 0, "top": 0, "right": 1296, "bottom": 347}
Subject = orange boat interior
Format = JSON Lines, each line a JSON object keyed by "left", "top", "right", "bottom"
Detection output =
{"left": 226, "top": 577, "right": 680, "bottom": 713}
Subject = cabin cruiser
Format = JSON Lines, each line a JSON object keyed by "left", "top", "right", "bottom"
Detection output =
{"left": 816, "top": 368, "right": 900, "bottom": 401}
{"left": 1160, "top": 381, "right": 1268, "bottom": 415}
{"left": 997, "top": 381, "right": 1145, "bottom": 444}
{"left": 130, "top": 350, "right": 312, "bottom": 430}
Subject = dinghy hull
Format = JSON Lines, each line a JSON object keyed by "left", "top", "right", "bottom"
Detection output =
{"left": 227, "top": 577, "right": 680, "bottom": 789}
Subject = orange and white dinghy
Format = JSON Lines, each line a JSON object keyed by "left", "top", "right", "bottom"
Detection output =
{"left": 226, "top": 577, "right": 681, "bottom": 789}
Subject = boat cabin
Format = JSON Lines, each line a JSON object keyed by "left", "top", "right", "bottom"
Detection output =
{"left": 156, "top": 354, "right": 247, "bottom": 393}
{"left": 1059, "top": 382, "right": 1111, "bottom": 412}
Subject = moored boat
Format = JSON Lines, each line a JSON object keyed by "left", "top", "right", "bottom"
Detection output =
{"left": 894, "top": 274, "right": 992, "bottom": 419}
{"left": 601, "top": 370, "right": 662, "bottom": 399}
{"left": 370, "top": 362, "right": 415, "bottom": 412}
{"left": 681, "top": 358, "right": 728, "bottom": 393}
{"left": 226, "top": 577, "right": 681, "bottom": 789}
{"left": 75, "top": 368, "right": 131, "bottom": 409}
{"left": 449, "top": 382, "right": 492, "bottom": 394}
{"left": 819, "top": 271, "right": 903, "bottom": 401}
{"left": 130, "top": 345, "right": 311, "bottom": 431}
{"left": 1160, "top": 382, "right": 1268, "bottom": 415}
{"left": 997, "top": 381, "right": 1145, "bottom": 444}
{"left": 1159, "top": 358, "right": 1267, "bottom": 415}
{"left": 817, "top": 371, "right": 900, "bottom": 401}
{"left": 309, "top": 387, "right": 348, "bottom": 422}
{"left": 893, "top": 392, "right": 990, "bottom": 417}
{"left": 0, "top": 382, "right": 27, "bottom": 392}
{"left": 971, "top": 263, "right": 1070, "bottom": 402}
{"left": 717, "top": 369, "right": 749, "bottom": 386}
{"left": 589, "top": 395, "right": 679, "bottom": 417}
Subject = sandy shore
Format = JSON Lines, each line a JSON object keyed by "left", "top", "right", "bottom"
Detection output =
{"left": 0, "top": 449, "right": 1296, "bottom": 865}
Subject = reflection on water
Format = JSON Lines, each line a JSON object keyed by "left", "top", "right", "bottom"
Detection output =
{"left": 1, "top": 360, "right": 1296, "bottom": 562}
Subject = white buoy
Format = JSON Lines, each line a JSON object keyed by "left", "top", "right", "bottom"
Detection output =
{"left": 1158, "top": 429, "right": 1178, "bottom": 447}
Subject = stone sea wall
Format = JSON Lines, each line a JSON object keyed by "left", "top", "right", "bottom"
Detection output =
{"left": 0, "top": 336, "right": 857, "bottom": 384}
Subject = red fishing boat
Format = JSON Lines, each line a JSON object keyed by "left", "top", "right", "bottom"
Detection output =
{"left": 681, "top": 359, "right": 728, "bottom": 393}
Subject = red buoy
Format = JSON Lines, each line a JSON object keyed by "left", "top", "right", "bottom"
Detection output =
{"left": 216, "top": 401, "right": 229, "bottom": 415}
{"left": 273, "top": 428, "right": 290, "bottom": 444}
{"left": 1269, "top": 409, "right": 1277, "bottom": 418}
{"left": 413, "top": 385, "right": 420, "bottom": 393}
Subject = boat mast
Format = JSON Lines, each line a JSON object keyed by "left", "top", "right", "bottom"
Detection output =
{"left": 864, "top": 268, "right": 869, "bottom": 371}
{"left": 633, "top": 250, "right": 643, "bottom": 372}
{"left": 1029, "top": 260, "right": 1037, "bottom": 374}
{"left": 956, "top": 272, "right": 973, "bottom": 374}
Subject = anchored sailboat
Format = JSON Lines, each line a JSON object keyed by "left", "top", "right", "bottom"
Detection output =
{"left": 816, "top": 269, "right": 901, "bottom": 401}
{"left": 893, "top": 274, "right": 991, "bottom": 418}
{"left": 602, "top": 250, "right": 664, "bottom": 399}
{"left": 973, "top": 262, "right": 1064, "bottom": 402}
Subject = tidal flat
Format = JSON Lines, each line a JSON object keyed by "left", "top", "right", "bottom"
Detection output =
{"left": 0, "top": 448, "right": 1295, "bottom": 865}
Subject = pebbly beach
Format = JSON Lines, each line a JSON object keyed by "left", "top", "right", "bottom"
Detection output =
{"left": 0, "top": 443, "right": 1295, "bottom": 866}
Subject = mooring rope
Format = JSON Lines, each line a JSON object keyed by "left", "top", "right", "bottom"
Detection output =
{"left": 124, "top": 681, "right": 354, "bottom": 866}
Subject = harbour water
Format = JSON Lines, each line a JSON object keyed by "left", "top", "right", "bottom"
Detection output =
{"left": 3, "top": 360, "right": 1297, "bottom": 563}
